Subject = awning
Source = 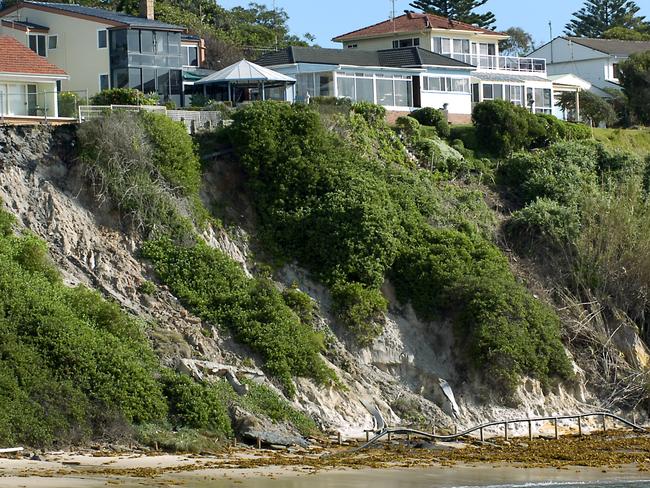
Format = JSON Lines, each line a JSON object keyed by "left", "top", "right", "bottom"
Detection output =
{"left": 195, "top": 59, "right": 295, "bottom": 85}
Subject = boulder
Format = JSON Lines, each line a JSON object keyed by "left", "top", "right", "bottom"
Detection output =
{"left": 230, "top": 406, "right": 308, "bottom": 448}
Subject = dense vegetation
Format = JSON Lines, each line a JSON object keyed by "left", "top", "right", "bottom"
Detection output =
{"left": 142, "top": 238, "right": 334, "bottom": 396}
{"left": 78, "top": 111, "right": 333, "bottom": 397}
{"left": 0, "top": 207, "right": 167, "bottom": 446}
{"left": 228, "top": 101, "right": 572, "bottom": 397}
{"left": 500, "top": 140, "right": 650, "bottom": 341}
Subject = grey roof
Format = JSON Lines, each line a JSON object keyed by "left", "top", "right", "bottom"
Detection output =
{"left": 472, "top": 71, "right": 549, "bottom": 83}
{"left": 21, "top": 1, "right": 184, "bottom": 30}
{"left": 256, "top": 46, "right": 473, "bottom": 70}
{"left": 565, "top": 37, "right": 650, "bottom": 57}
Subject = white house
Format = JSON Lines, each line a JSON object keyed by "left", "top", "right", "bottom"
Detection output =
{"left": 328, "top": 12, "right": 569, "bottom": 119}
{"left": 0, "top": 35, "right": 68, "bottom": 119}
{"left": 528, "top": 37, "right": 650, "bottom": 97}
{"left": 256, "top": 45, "right": 475, "bottom": 123}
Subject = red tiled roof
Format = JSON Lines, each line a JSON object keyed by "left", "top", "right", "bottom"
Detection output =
{"left": 333, "top": 12, "right": 504, "bottom": 42}
{"left": 0, "top": 36, "right": 66, "bottom": 76}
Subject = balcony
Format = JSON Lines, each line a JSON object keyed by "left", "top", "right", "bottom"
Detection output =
{"left": 447, "top": 53, "right": 547, "bottom": 74}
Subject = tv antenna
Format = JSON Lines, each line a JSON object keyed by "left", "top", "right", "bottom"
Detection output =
{"left": 390, "top": 0, "right": 396, "bottom": 32}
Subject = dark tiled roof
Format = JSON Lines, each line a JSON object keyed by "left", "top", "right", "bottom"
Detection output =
{"left": 566, "top": 37, "right": 650, "bottom": 56}
{"left": 20, "top": 1, "right": 184, "bottom": 30}
{"left": 333, "top": 12, "right": 504, "bottom": 42}
{"left": 0, "top": 35, "right": 66, "bottom": 75}
{"left": 256, "top": 46, "right": 473, "bottom": 69}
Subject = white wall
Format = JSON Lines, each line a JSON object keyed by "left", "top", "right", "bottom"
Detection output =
{"left": 421, "top": 90, "right": 471, "bottom": 115}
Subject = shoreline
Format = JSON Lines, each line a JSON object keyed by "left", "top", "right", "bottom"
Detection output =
{"left": 3, "top": 431, "right": 650, "bottom": 487}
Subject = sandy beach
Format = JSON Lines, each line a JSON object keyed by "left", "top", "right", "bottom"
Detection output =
{"left": 3, "top": 431, "right": 650, "bottom": 487}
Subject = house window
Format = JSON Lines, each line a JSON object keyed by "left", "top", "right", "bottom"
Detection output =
{"left": 534, "top": 87, "right": 552, "bottom": 114}
{"left": 48, "top": 35, "right": 58, "bottom": 50}
{"left": 183, "top": 45, "right": 199, "bottom": 66}
{"left": 28, "top": 34, "right": 46, "bottom": 57}
{"left": 99, "top": 73, "right": 109, "bottom": 92}
{"left": 392, "top": 38, "right": 420, "bottom": 48}
{"left": 422, "top": 76, "right": 470, "bottom": 93}
{"left": 27, "top": 84, "right": 37, "bottom": 116}
{"left": 98, "top": 29, "right": 108, "bottom": 49}
{"left": 347, "top": 44, "right": 358, "bottom": 49}
{"left": 613, "top": 63, "right": 622, "bottom": 79}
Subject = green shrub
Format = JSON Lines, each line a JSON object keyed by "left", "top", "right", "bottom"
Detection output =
{"left": 139, "top": 112, "right": 201, "bottom": 196}
{"left": 506, "top": 199, "right": 581, "bottom": 252}
{"left": 352, "top": 101, "right": 386, "bottom": 126}
{"left": 390, "top": 226, "right": 572, "bottom": 396}
{"left": 563, "top": 122, "right": 592, "bottom": 141}
{"left": 90, "top": 88, "right": 159, "bottom": 106}
{"left": 331, "top": 282, "right": 386, "bottom": 345}
{"left": 499, "top": 141, "right": 599, "bottom": 205}
{"left": 58, "top": 91, "right": 82, "bottom": 118}
{"left": 449, "top": 125, "right": 478, "bottom": 150}
{"left": 533, "top": 114, "right": 567, "bottom": 147}
{"left": 472, "top": 100, "right": 536, "bottom": 156}
{"left": 0, "top": 208, "right": 168, "bottom": 446}
{"left": 282, "top": 285, "right": 316, "bottom": 323}
{"left": 409, "top": 107, "right": 450, "bottom": 138}
{"left": 160, "top": 372, "right": 232, "bottom": 438}
{"left": 77, "top": 111, "right": 196, "bottom": 239}
{"left": 395, "top": 116, "right": 421, "bottom": 144}
{"left": 141, "top": 238, "right": 335, "bottom": 396}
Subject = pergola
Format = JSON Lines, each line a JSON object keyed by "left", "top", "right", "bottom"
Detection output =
{"left": 548, "top": 73, "right": 592, "bottom": 122}
{"left": 195, "top": 59, "right": 296, "bottom": 104}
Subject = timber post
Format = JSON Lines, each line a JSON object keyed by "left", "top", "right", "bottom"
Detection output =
{"left": 554, "top": 418, "right": 559, "bottom": 440}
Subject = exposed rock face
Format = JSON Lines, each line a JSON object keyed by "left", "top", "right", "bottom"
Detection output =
{"left": 0, "top": 124, "right": 646, "bottom": 439}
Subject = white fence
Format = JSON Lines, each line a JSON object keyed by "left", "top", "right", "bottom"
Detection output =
{"left": 78, "top": 105, "right": 223, "bottom": 133}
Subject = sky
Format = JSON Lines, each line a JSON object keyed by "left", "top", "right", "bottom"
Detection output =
{"left": 217, "top": 0, "right": 650, "bottom": 48}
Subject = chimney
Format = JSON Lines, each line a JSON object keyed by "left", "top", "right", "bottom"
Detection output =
{"left": 139, "top": 0, "right": 154, "bottom": 20}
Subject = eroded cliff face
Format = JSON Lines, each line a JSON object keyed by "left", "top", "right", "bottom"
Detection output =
{"left": 0, "top": 125, "right": 646, "bottom": 438}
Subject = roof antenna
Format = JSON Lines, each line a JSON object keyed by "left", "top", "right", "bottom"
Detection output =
{"left": 391, "top": 0, "right": 396, "bottom": 32}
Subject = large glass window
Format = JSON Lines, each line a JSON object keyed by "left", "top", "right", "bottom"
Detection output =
{"left": 337, "top": 76, "right": 355, "bottom": 99}
{"left": 112, "top": 68, "right": 129, "bottom": 89}
{"left": 296, "top": 73, "right": 316, "bottom": 101}
{"left": 319, "top": 73, "right": 333, "bottom": 96}
{"left": 376, "top": 78, "right": 395, "bottom": 106}
{"left": 128, "top": 68, "right": 142, "bottom": 90}
{"left": 128, "top": 29, "right": 141, "bottom": 53}
{"left": 394, "top": 78, "right": 412, "bottom": 107}
{"left": 170, "top": 70, "right": 182, "bottom": 96}
{"left": 183, "top": 45, "right": 199, "bottom": 66}
{"left": 534, "top": 87, "right": 552, "bottom": 114}
{"left": 423, "top": 76, "right": 470, "bottom": 93}
{"left": 142, "top": 68, "right": 156, "bottom": 93}
{"left": 154, "top": 31, "right": 166, "bottom": 54}
{"left": 99, "top": 74, "right": 109, "bottom": 92}
{"left": 355, "top": 77, "right": 374, "bottom": 102}
{"left": 157, "top": 68, "right": 169, "bottom": 96}
{"left": 392, "top": 38, "right": 420, "bottom": 48}
{"left": 168, "top": 32, "right": 181, "bottom": 55}
{"left": 140, "top": 30, "right": 154, "bottom": 53}
{"left": 29, "top": 34, "right": 46, "bottom": 57}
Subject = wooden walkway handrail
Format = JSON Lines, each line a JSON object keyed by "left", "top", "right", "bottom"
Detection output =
{"left": 352, "top": 411, "right": 646, "bottom": 452}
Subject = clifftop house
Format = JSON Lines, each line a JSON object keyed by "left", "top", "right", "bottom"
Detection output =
{"left": 258, "top": 12, "right": 582, "bottom": 122}
{"left": 529, "top": 37, "right": 650, "bottom": 97}
{"left": 0, "top": 34, "right": 68, "bottom": 120}
{"left": 0, "top": 0, "right": 206, "bottom": 106}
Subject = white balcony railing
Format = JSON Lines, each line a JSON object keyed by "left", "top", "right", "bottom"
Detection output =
{"left": 446, "top": 53, "right": 547, "bottom": 73}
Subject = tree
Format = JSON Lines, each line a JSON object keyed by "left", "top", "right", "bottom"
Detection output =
{"left": 619, "top": 51, "right": 650, "bottom": 125}
{"left": 604, "top": 26, "right": 650, "bottom": 40}
{"left": 565, "top": 0, "right": 647, "bottom": 37}
{"left": 409, "top": 0, "right": 496, "bottom": 29}
{"left": 499, "top": 27, "right": 534, "bottom": 56}
{"left": 556, "top": 90, "right": 617, "bottom": 127}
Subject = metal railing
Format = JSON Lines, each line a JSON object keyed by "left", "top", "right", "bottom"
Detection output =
{"left": 353, "top": 411, "right": 646, "bottom": 452}
{"left": 0, "top": 90, "right": 87, "bottom": 123}
{"left": 447, "top": 53, "right": 547, "bottom": 73}
{"left": 78, "top": 105, "right": 223, "bottom": 133}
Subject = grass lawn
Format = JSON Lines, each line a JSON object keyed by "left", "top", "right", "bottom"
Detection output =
{"left": 593, "top": 127, "right": 650, "bottom": 158}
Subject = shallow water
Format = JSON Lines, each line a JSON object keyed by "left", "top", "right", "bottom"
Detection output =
{"left": 173, "top": 467, "right": 650, "bottom": 488}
